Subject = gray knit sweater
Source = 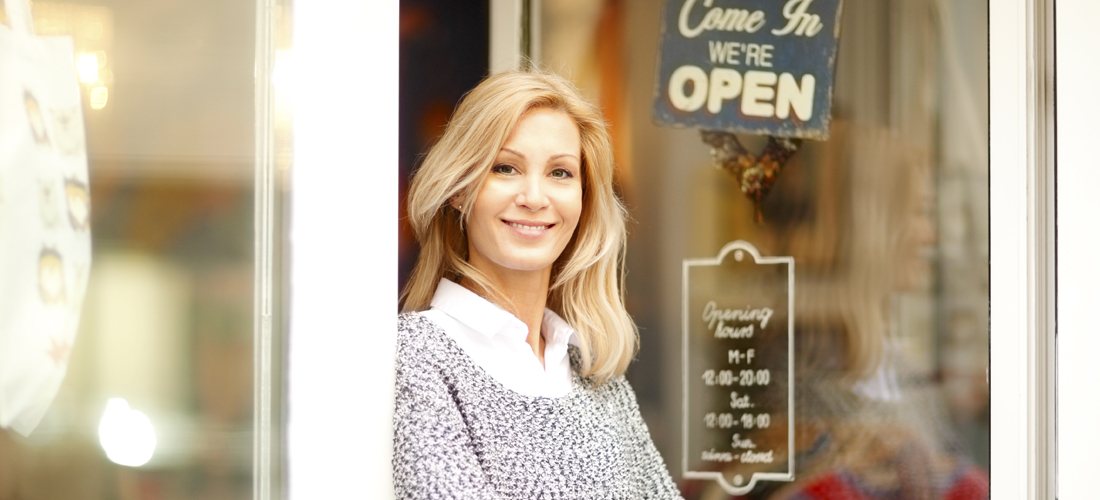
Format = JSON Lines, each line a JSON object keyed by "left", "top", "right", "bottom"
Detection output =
{"left": 393, "top": 313, "right": 684, "bottom": 499}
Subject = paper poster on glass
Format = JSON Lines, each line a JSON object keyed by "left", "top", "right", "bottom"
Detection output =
{"left": 0, "top": 0, "right": 92, "bottom": 436}
{"left": 682, "top": 240, "right": 794, "bottom": 494}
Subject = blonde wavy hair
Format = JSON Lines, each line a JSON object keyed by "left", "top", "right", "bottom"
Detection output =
{"left": 400, "top": 70, "right": 637, "bottom": 384}
{"left": 766, "top": 121, "right": 929, "bottom": 382}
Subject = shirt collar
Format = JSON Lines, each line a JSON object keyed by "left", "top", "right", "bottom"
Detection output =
{"left": 430, "top": 279, "right": 527, "bottom": 340}
{"left": 430, "top": 279, "right": 578, "bottom": 347}
{"left": 541, "top": 308, "right": 580, "bottom": 348}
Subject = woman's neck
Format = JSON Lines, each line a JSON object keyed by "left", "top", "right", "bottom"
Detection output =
{"left": 460, "top": 269, "right": 551, "bottom": 367}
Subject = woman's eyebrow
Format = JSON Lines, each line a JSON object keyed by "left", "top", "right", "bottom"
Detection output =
{"left": 549, "top": 153, "right": 579, "bottom": 162}
{"left": 499, "top": 148, "right": 578, "bottom": 162}
{"left": 499, "top": 148, "right": 525, "bottom": 159}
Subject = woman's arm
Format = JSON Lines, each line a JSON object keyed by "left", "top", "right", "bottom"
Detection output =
{"left": 392, "top": 324, "right": 502, "bottom": 499}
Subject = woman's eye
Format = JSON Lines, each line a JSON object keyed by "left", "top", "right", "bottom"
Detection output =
{"left": 492, "top": 164, "right": 517, "bottom": 175}
{"left": 549, "top": 168, "right": 574, "bottom": 179}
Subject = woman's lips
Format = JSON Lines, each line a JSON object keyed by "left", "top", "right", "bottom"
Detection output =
{"left": 503, "top": 219, "right": 555, "bottom": 237}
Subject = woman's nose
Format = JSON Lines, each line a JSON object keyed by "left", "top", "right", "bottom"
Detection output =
{"left": 516, "top": 175, "right": 549, "bottom": 211}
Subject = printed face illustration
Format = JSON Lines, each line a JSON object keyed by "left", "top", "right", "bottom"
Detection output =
{"left": 39, "top": 179, "right": 61, "bottom": 228}
{"left": 50, "top": 106, "right": 85, "bottom": 156}
{"left": 38, "top": 248, "right": 66, "bottom": 305}
{"left": 25, "top": 90, "right": 49, "bottom": 146}
{"left": 464, "top": 107, "right": 583, "bottom": 281}
{"left": 65, "top": 178, "right": 91, "bottom": 230}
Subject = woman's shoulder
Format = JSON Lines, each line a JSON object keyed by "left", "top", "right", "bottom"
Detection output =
{"left": 397, "top": 311, "right": 431, "bottom": 332}
{"left": 398, "top": 310, "right": 449, "bottom": 335}
{"left": 395, "top": 312, "right": 449, "bottom": 360}
{"left": 566, "top": 346, "right": 639, "bottom": 404}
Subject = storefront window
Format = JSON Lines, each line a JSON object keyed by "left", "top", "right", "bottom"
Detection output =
{"left": 2, "top": 0, "right": 1016, "bottom": 496}
{"left": 0, "top": 0, "right": 286, "bottom": 497}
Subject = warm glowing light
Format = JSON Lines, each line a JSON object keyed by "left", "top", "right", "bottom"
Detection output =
{"left": 76, "top": 53, "right": 99, "bottom": 83}
{"left": 273, "top": 50, "right": 295, "bottom": 118}
{"left": 90, "top": 87, "right": 108, "bottom": 109}
{"left": 98, "top": 398, "right": 156, "bottom": 467}
{"left": 273, "top": 50, "right": 294, "bottom": 93}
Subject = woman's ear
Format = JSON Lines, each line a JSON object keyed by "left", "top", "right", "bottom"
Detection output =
{"left": 449, "top": 196, "right": 465, "bottom": 212}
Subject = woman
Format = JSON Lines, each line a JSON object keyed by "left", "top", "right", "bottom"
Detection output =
{"left": 395, "top": 71, "right": 682, "bottom": 499}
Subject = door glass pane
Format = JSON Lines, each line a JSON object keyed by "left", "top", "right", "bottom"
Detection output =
{"left": 536, "top": 1, "right": 990, "bottom": 497}
{"left": 0, "top": 0, "right": 274, "bottom": 497}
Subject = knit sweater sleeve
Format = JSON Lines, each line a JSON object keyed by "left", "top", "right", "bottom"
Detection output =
{"left": 392, "top": 317, "right": 502, "bottom": 499}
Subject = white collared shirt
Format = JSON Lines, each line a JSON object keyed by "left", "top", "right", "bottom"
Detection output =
{"left": 420, "top": 279, "right": 578, "bottom": 398}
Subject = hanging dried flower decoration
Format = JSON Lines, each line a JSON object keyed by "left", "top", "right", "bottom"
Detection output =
{"left": 701, "top": 131, "right": 802, "bottom": 225}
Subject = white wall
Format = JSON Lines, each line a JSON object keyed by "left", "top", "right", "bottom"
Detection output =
{"left": 1056, "top": 1, "right": 1100, "bottom": 498}
{"left": 288, "top": 0, "right": 398, "bottom": 498}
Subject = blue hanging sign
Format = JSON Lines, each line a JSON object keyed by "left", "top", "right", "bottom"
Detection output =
{"left": 653, "top": 0, "right": 844, "bottom": 140}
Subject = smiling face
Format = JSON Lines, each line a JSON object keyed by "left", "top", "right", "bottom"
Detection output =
{"left": 464, "top": 107, "right": 583, "bottom": 284}
{"left": 896, "top": 174, "right": 936, "bottom": 290}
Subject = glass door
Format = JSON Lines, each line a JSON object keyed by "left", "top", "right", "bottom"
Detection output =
{"left": 531, "top": 1, "right": 991, "bottom": 497}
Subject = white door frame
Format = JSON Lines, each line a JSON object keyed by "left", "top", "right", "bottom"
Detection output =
{"left": 1054, "top": 1, "right": 1100, "bottom": 499}
{"left": 284, "top": 0, "right": 398, "bottom": 498}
